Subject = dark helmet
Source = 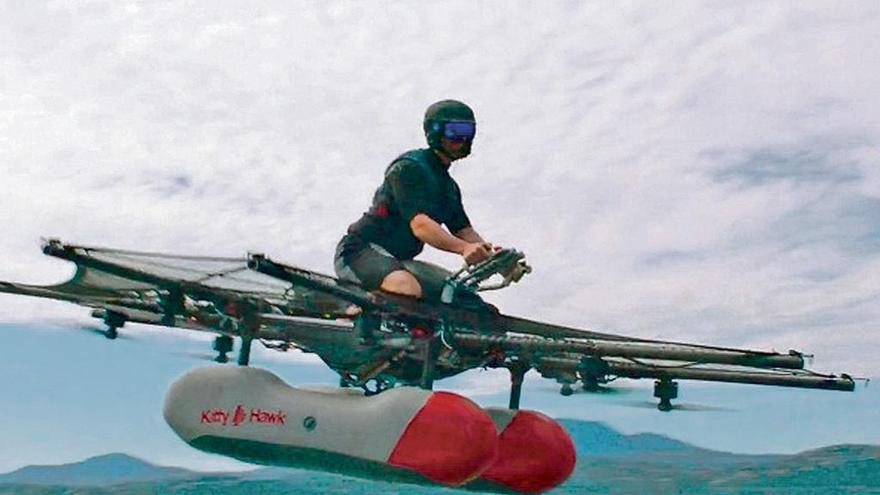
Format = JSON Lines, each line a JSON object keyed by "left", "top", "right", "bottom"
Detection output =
{"left": 423, "top": 100, "right": 476, "bottom": 150}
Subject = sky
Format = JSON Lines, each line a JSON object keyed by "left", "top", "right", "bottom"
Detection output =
{"left": 1, "top": 0, "right": 879, "bottom": 474}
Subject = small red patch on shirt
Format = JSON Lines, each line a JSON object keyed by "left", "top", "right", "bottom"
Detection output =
{"left": 375, "top": 203, "right": 389, "bottom": 217}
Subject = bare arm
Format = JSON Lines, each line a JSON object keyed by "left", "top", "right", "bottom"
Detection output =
{"left": 453, "top": 226, "right": 486, "bottom": 244}
{"left": 410, "top": 214, "right": 491, "bottom": 264}
{"left": 410, "top": 214, "right": 469, "bottom": 253}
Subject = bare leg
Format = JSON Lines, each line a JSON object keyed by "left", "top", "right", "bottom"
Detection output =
{"left": 380, "top": 269, "right": 423, "bottom": 299}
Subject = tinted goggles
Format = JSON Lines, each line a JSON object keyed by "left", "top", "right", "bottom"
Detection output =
{"left": 443, "top": 121, "right": 476, "bottom": 141}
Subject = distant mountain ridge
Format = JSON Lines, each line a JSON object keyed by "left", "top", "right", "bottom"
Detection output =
{"left": 558, "top": 418, "right": 693, "bottom": 455}
{"left": 0, "top": 453, "right": 196, "bottom": 486}
{"left": 1, "top": 420, "right": 877, "bottom": 494}
{"left": 557, "top": 419, "right": 782, "bottom": 468}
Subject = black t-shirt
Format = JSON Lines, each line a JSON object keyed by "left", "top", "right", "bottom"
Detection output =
{"left": 346, "top": 148, "right": 471, "bottom": 260}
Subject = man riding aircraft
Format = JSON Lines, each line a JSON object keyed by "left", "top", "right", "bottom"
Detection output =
{"left": 334, "top": 100, "right": 493, "bottom": 301}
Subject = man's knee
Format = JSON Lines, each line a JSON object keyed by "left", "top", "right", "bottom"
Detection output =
{"left": 380, "top": 270, "right": 423, "bottom": 298}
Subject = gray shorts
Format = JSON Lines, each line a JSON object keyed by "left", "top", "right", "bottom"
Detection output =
{"left": 334, "top": 235, "right": 453, "bottom": 300}
{"left": 334, "top": 236, "right": 404, "bottom": 291}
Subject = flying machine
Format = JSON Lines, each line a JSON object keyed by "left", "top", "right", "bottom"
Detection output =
{"left": 0, "top": 239, "right": 856, "bottom": 493}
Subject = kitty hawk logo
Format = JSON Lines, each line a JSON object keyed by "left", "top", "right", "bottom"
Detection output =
{"left": 200, "top": 405, "right": 286, "bottom": 426}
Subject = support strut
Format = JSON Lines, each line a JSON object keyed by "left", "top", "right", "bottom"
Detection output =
{"left": 236, "top": 312, "right": 260, "bottom": 367}
{"left": 238, "top": 336, "right": 253, "bottom": 366}
{"left": 508, "top": 362, "right": 528, "bottom": 410}
{"left": 419, "top": 337, "right": 439, "bottom": 390}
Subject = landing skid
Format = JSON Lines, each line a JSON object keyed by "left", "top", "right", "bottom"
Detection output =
{"left": 508, "top": 362, "right": 528, "bottom": 410}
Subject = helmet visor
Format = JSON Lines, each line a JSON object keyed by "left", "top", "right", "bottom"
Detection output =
{"left": 443, "top": 121, "right": 476, "bottom": 142}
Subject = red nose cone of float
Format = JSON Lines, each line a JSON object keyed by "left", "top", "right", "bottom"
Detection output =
{"left": 388, "top": 391, "right": 498, "bottom": 485}
{"left": 481, "top": 410, "right": 576, "bottom": 493}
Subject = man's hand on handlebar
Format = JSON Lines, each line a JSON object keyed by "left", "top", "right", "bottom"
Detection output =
{"left": 461, "top": 242, "right": 493, "bottom": 265}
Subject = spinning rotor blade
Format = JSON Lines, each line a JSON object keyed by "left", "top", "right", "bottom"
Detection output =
{"left": 617, "top": 399, "right": 735, "bottom": 413}
{"left": 539, "top": 382, "right": 636, "bottom": 396}
{"left": 78, "top": 324, "right": 133, "bottom": 340}
{"left": 174, "top": 351, "right": 227, "bottom": 362}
